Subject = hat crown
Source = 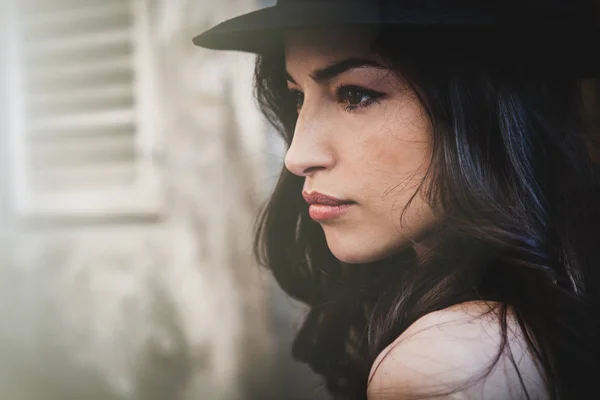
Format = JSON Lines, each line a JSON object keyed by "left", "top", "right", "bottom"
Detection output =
{"left": 273, "top": 0, "right": 598, "bottom": 26}
{"left": 193, "top": 0, "right": 600, "bottom": 77}
{"left": 275, "top": 0, "right": 376, "bottom": 8}
{"left": 274, "top": 0, "right": 596, "bottom": 14}
{"left": 277, "top": 0, "right": 371, "bottom": 3}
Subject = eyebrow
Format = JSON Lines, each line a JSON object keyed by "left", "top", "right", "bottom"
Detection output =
{"left": 285, "top": 58, "right": 386, "bottom": 85}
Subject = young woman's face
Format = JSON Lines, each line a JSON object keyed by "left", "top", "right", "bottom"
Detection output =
{"left": 284, "top": 27, "right": 437, "bottom": 264}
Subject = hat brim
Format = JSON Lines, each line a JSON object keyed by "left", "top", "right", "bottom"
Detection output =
{"left": 192, "top": 3, "right": 600, "bottom": 77}
{"left": 192, "top": 3, "right": 501, "bottom": 53}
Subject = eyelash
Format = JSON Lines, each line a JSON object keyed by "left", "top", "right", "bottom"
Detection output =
{"left": 288, "top": 85, "right": 384, "bottom": 113}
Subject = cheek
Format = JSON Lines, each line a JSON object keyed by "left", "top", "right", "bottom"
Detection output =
{"left": 320, "top": 98, "right": 435, "bottom": 263}
{"left": 370, "top": 108, "right": 433, "bottom": 219}
{"left": 358, "top": 108, "right": 432, "bottom": 204}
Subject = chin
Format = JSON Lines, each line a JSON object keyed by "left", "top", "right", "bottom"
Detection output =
{"left": 325, "top": 234, "right": 405, "bottom": 264}
{"left": 321, "top": 221, "right": 423, "bottom": 264}
{"left": 330, "top": 243, "right": 417, "bottom": 266}
{"left": 333, "top": 252, "right": 384, "bottom": 264}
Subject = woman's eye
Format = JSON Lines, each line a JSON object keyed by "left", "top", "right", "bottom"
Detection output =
{"left": 343, "top": 88, "right": 368, "bottom": 105}
{"left": 336, "top": 85, "right": 384, "bottom": 112}
{"left": 288, "top": 89, "right": 304, "bottom": 110}
{"left": 287, "top": 86, "right": 383, "bottom": 113}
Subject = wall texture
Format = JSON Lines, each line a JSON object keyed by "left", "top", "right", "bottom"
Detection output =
{"left": 1, "top": 1, "right": 273, "bottom": 399}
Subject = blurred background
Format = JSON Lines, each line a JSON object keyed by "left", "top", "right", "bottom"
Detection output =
{"left": 0, "top": 0, "right": 331, "bottom": 399}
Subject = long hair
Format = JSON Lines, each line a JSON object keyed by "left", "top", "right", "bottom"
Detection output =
{"left": 252, "top": 24, "right": 600, "bottom": 400}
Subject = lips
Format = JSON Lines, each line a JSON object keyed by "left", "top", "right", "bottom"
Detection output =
{"left": 302, "top": 191, "right": 356, "bottom": 221}
{"left": 302, "top": 191, "right": 355, "bottom": 206}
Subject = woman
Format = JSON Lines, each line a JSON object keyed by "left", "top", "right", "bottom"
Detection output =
{"left": 193, "top": 1, "right": 600, "bottom": 399}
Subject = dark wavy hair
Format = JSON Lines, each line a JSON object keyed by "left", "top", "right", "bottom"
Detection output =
{"left": 252, "top": 23, "right": 600, "bottom": 400}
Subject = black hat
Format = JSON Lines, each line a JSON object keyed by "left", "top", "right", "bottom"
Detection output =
{"left": 193, "top": 0, "right": 600, "bottom": 77}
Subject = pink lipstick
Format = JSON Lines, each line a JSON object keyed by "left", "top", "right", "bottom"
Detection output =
{"left": 302, "top": 191, "right": 355, "bottom": 221}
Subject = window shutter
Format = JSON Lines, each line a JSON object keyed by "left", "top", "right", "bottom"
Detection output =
{"left": 8, "top": 0, "right": 163, "bottom": 220}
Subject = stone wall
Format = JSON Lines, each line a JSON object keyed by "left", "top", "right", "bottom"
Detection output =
{"left": 0, "top": 1, "right": 275, "bottom": 399}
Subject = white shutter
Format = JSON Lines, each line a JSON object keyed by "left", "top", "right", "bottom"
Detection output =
{"left": 8, "top": 0, "right": 163, "bottom": 220}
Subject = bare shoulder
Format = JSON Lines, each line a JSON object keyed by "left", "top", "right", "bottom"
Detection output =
{"left": 367, "top": 301, "right": 548, "bottom": 400}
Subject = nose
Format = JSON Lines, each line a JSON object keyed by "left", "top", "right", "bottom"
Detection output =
{"left": 284, "top": 106, "right": 335, "bottom": 177}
